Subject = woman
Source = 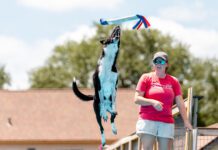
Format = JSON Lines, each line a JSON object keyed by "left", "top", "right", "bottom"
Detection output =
{"left": 134, "top": 51, "right": 192, "bottom": 150}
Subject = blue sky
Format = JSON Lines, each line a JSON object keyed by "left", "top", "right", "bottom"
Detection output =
{"left": 0, "top": 0, "right": 218, "bottom": 90}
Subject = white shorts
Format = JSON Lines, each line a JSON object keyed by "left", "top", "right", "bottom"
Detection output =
{"left": 136, "top": 119, "right": 174, "bottom": 139}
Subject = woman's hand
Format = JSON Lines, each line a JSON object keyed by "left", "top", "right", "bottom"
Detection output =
{"left": 184, "top": 121, "right": 193, "bottom": 131}
{"left": 152, "top": 100, "right": 163, "bottom": 111}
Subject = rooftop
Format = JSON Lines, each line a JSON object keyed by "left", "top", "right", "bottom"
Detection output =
{"left": 0, "top": 89, "right": 138, "bottom": 144}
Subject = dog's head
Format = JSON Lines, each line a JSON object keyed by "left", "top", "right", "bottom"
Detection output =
{"left": 100, "top": 26, "right": 120, "bottom": 46}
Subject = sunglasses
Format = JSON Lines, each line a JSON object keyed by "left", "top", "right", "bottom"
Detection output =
{"left": 153, "top": 58, "right": 167, "bottom": 65}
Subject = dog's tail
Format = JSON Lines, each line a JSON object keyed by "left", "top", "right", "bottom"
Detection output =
{"left": 72, "top": 77, "right": 94, "bottom": 101}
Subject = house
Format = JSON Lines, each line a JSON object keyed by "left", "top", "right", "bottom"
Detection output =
{"left": 0, "top": 89, "right": 138, "bottom": 150}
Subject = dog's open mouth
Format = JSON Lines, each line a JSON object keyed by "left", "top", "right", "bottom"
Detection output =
{"left": 110, "top": 26, "right": 120, "bottom": 41}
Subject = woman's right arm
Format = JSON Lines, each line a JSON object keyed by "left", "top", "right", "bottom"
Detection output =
{"left": 134, "top": 91, "right": 163, "bottom": 111}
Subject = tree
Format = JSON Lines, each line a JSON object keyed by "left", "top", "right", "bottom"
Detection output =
{"left": 0, "top": 65, "right": 10, "bottom": 89}
{"left": 186, "top": 59, "right": 218, "bottom": 126}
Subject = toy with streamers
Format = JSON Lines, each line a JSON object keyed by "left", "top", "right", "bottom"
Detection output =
{"left": 100, "top": 14, "right": 151, "bottom": 30}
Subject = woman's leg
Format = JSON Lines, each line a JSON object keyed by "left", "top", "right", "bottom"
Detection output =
{"left": 140, "top": 134, "right": 156, "bottom": 150}
{"left": 157, "top": 137, "right": 173, "bottom": 150}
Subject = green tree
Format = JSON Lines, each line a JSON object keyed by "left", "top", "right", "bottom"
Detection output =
{"left": 0, "top": 65, "right": 10, "bottom": 88}
{"left": 186, "top": 58, "right": 218, "bottom": 126}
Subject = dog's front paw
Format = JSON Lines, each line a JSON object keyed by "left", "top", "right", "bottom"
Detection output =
{"left": 100, "top": 108, "right": 108, "bottom": 122}
{"left": 102, "top": 115, "right": 108, "bottom": 122}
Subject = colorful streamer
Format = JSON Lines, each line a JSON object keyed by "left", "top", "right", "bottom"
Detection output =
{"left": 100, "top": 14, "right": 150, "bottom": 30}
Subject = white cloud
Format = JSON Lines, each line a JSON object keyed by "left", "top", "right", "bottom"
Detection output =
{"left": 150, "top": 16, "right": 218, "bottom": 59}
{"left": 17, "top": 0, "right": 123, "bottom": 12}
{"left": 0, "top": 36, "right": 54, "bottom": 90}
{"left": 158, "top": 6, "right": 207, "bottom": 22}
{"left": 56, "top": 25, "right": 96, "bottom": 44}
{"left": 0, "top": 25, "right": 96, "bottom": 90}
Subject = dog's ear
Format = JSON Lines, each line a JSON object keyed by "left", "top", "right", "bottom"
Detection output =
{"left": 100, "top": 39, "right": 106, "bottom": 45}
{"left": 100, "top": 39, "right": 112, "bottom": 45}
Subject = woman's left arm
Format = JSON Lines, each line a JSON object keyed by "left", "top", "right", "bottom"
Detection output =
{"left": 175, "top": 95, "right": 193, "bottom": 130}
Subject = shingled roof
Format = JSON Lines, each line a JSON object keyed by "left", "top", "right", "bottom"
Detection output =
{"left": 0, "top": 89, "right": 138, "bottom": 144}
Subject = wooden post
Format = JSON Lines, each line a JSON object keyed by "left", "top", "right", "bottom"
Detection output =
{"left": 137, "top": 137, "right": 141, "bottom": 150}
{"left": 128, "top": 141, "right": 132, "bottom": 150}
{"left": 185, "top": 87, "right": 193, "bottom": 150}
{"left": 120, "top": 144, "right": 124, "bottom": 150}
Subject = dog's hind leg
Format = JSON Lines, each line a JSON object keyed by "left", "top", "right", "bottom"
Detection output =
{"left": 93, "top": 98, "right": 106, "bottom": 146}
{"left": 93, "top": 71, "right": 106, "bottom": 146}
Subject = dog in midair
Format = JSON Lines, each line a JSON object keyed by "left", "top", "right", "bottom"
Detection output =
{"left": 72, "top": 26, "right": 121, "bottom": 146}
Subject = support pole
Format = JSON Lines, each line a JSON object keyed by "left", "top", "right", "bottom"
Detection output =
{"left": 185, "top": 87, "right": 193, "bottom": 150}
{"left": 192, "top": 128, "right": 198, "bottom": 150}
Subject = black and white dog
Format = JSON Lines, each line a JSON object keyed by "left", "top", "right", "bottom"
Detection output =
{"left": 72, "top": 26, "right": 121, "bottom": 146}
